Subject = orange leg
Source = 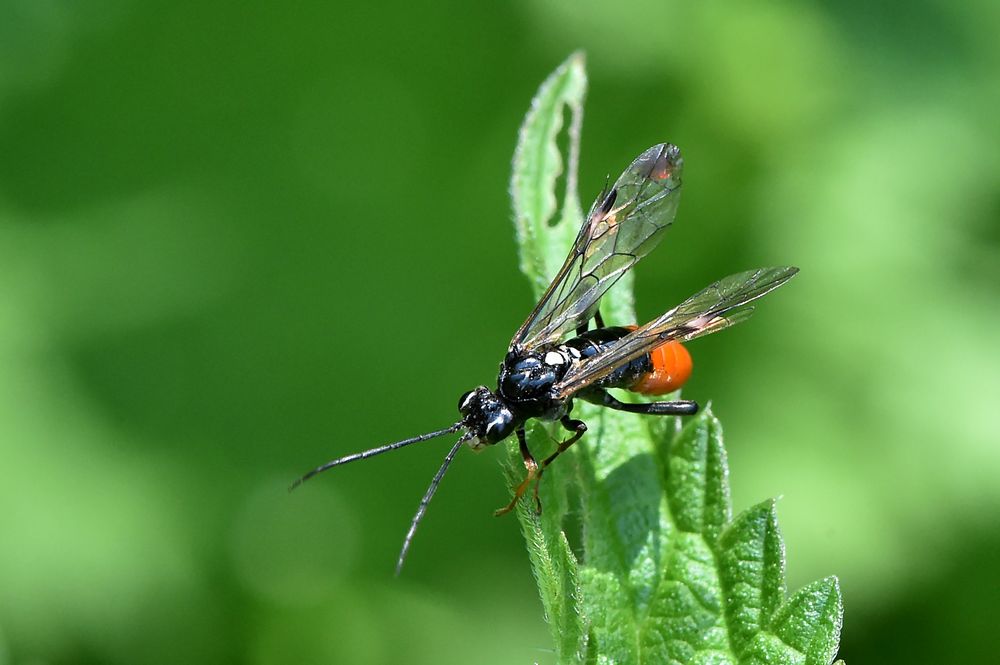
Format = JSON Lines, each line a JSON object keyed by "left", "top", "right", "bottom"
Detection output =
{"left": 496, "top": 417, "right": 589, "bottom": 517}
{"left": 495, "top": 428, "right": 539, "bottom": 516}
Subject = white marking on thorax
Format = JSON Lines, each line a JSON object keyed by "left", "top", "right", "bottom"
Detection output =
{"left": 543, "top": 351, "right": 567, "bottom": 366}
{"left": 486, "top": 415, "right": 506, "bottom": 433}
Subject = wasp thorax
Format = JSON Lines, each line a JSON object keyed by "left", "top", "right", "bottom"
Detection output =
{"left": 458, "top": 386, "right": 515, "bottom": 449}
{"left": 498, "top": 349, "right": 565, "bottom": 403}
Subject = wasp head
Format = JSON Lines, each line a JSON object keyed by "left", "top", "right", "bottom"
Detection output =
{"left": 458, "top": 386, "right": 515, "bottom": 449}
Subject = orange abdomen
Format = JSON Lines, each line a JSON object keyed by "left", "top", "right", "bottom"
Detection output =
{"left": 630, "top": 341, "right": 693, "bottom": 395}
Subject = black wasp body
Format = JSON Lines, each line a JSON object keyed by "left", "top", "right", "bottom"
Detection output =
{"left": 292, "top": 143, "right": 798, "bottom": 573}
{"left": 461, "top": 326, "right": 687, "bottom": 447}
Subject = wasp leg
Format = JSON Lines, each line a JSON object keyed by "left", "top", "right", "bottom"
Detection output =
{"left": 494, "top": 428, "right": 539, "bottom": 517}
{"left": 586, "top": 389, "right": 699, "bottom": 415}
{"left": 576, "top": 309, "right": 606, "bottom": 335}
{"left": 525, "top": 416, "right": 588, "bottom": 514}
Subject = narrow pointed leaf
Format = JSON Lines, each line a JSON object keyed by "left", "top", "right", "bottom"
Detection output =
{"left": 665, "top": 408, "right": 732, "bottom": 544}
{"left": 511, "top": 50, "right": 587, "bottom": 292}
{"left": 769, "top": 577, "right": 843, "bottom": 665}
{"left": 718, "top": 500, "right": 787, "bottom": 657}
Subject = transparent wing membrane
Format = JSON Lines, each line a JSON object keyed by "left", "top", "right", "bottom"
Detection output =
{"left": 554, "top": 267, "right": 799, "bottom": 397}
{"left": 511, "top": 144, "right": 684, "bottom": 350}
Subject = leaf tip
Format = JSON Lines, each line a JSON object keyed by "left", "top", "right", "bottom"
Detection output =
{"left": 823, "top": 575, "right": 845, "bottom": 620}
{"left": 767, "top": 574, "right": 844, "bottom": 664}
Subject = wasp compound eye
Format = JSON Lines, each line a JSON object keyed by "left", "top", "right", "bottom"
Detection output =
{"left": 458, "top": 386, "right": 490, "bottom": 415}
{"left": 458, "top": 390, "right": 476, "bottom": 412}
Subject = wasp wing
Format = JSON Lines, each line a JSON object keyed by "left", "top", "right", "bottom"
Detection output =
{"left": 510, "top": 144, "right": 684, "bottom": 351}
{"left": 553, "top": 266, "right": 799, "bottom": 398}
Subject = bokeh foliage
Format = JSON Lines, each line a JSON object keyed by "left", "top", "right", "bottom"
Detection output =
{"left": 0, "top": 1, "right": 997, "bottom": 664}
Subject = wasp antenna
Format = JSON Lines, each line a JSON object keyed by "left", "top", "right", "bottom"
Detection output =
{"left": 289, "top": 422, "right": 465, "bottom": 492}
{"left": 395, "top": 432, "right": 471, "bottom": 576}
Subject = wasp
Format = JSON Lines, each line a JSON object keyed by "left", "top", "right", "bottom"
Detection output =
{"left": 292, "top": 144, "right": 797, "bottom": 573}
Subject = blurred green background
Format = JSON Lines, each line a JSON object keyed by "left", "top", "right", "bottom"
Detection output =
{"left": 1, "top": 1, "right": 997, "bottom": 663}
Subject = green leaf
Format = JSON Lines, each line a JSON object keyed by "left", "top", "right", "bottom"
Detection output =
{"left": 510, "top": 50, "right": 588, "bottom": 295}
{"left": 504, "top": 55, "right": 843, "bottom": 665}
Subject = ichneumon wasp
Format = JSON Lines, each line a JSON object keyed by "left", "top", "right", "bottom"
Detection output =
{"left": 292, "top": 143, "right": 797, "bottom": 574}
